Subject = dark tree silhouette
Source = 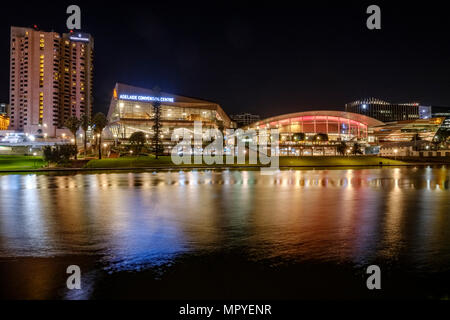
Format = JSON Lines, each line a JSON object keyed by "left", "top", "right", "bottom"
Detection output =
{"left": 92, "top": 112, "right": 109, "bottom": 160}
{"left": 292, "top": 133, "right": 306, "bottom": 142}
{"left": 352, "top": 142, "right": 364, "bottom": 155}
{"left": 80, "top": 114, "right": 91, "bottom": 157}
{"left": 337, "top": 141, "right": 347, "bottom": 156}
{"left": 65, "top": 116, "right": 81, "bottom": 159}
{"left": 313, "top": 133, "right": 329, "bottom": 142}
{"left": 129, "top": 131, "right": 147, "bottom": 154}
{"left": 151, "top": 86, "right": 163, "bottom": 159}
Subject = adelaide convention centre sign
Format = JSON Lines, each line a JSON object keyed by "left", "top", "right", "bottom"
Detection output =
{"left": 119, "top": 94, "right": 175, "bottom": 103}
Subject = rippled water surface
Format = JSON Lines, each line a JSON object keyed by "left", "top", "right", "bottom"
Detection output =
{"left": 0, "top": 167, "right": 449, "bottom": 299}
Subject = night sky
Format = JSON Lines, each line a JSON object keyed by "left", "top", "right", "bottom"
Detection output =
{"left": 1, "top": 1, "right": 449, "bottom": 118}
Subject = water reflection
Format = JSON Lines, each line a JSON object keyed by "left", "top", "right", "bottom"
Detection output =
{"left": 0, "top": 167, "right": 449, "bottom": 277}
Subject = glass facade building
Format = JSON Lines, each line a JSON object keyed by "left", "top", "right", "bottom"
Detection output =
{"left": 345, "top": 98, "right": 422, "bottom": 122}
{"left": 244, "top": 111, "right": 384, "bottom": 156}
{"left": 106, "top": 83, "right": 232, "bottom": 151}
{"left": 372, "top": 118, "right": 445, "bottom": 143}
{"left": 246, "top": 111, "right": 383, "bottom": 140}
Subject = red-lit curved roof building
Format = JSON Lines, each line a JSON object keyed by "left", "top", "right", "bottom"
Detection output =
{"left": 245, "top": 110, "right": 384, "bottom": 141}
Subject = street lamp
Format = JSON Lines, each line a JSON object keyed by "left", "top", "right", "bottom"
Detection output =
{"left": 394, "top": 148, "right": 398, "bottom": 160}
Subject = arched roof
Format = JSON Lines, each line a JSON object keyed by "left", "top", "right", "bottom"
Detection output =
{"left": 246, "top": 110, "right": 385, "bottom": 128}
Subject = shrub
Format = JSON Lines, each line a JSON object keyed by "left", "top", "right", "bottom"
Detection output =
{"left": 129, "top": 131, "right": 147, "bottom": 154}
{"left": 43, "top": 144, "right": 78, "bottom": 164}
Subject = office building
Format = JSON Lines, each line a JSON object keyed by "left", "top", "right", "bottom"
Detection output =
{"left": 0, "top": 103, "right": 9, "bottom": 114}
{"left": 345, "top": 98, "right": 422, "bottom": 122}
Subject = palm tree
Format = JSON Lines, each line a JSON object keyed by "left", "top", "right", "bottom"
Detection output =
{"left": 80, "top": 114, "right": 90, "bottom": 157}
{"left": 92, "top": 112, "right": 109, "bottom": 160}
{"left": 65, "top": 116, "right": 81, "bottom": 160}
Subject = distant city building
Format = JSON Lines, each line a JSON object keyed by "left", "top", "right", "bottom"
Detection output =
{"left": 9, "top": 26, "right": 94, "bottom": 137}
{"left": 379, "top": 141, "right": 450, "bottom": 158}
{"left": 231, "top": 113, "right": 260, "bottom": 127}
{"left": 418, "top": 105, "right": 450, "bottom": 132}
{"left": 345, "top": 98, "right": 422, "bottom": 122}
{"left": 0, "top": 103, "right": 9, "bottom": 114}
{"left": 0, "top": 114, "right": 10, "bottom": 130}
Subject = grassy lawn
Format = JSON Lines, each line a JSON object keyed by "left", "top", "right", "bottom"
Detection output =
{"left": 85, "top": 156, "right": 258, "bottom": 169}
{"left": 0, "top": 155, "right": 46, "bottom": 170}
{"left": 85, "top": 155, "right": 407, "bottom": 169}
{"left": 279, "top": 156, "right": 406, "bottom": 166}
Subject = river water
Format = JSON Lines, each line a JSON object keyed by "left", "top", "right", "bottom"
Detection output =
{"left": 0, "top": 167, "right": 449, "bottom": 299}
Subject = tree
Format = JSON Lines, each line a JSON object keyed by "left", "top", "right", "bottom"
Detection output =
{"left": 352, "top": 142, "right": 364, "bottom": 155}
{"left": 129, "top": 131, "right": 147, "bottom": 154}
{"left": 92, "top": 112, "right": 109, "bottom": 160}
{"left": 80, "top": 114, "right": 90, "bottom": 157}
{"left": 313, "top": 133, "right": 329, "bottom": 142}
{"left": 65, "top": 116, "right": 81, "bottom": 159}
{"left": 337, "top": 141, "right": 347, "bottom": 156}
{"left": 292, "top": 133, "right": 306, "bottom": 142}
{"left": 151, "top": 86, "right": 163, "bottom": 159}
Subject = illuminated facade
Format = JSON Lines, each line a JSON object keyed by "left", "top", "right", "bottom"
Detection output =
{"left": 9, "top": 26, "right": 93, "bottom": 137}
{"left": 372, "top": 118, "right": 445, "bottom": 143}
{"left": 0, "top": 115, "right": 10, "bottom": 131}
{"left": 244, "top": 111, "right": 383, "bottom": 156}
{"left": 246, "top": 111, "right": 383, "bottom": 140}
{"left": 106, "top": 83, "right": 232, "bottom": 150}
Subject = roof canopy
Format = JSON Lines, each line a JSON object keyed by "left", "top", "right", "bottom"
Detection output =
{"left": 247, "top": 110, "right": 385, "bottom": 128}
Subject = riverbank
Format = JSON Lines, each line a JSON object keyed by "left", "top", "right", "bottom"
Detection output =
{"left": 0, "top": 155, "right": 417, "bottom": 174}
{"left": 85, "top": 155, "right": 407, "bottom": 168}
